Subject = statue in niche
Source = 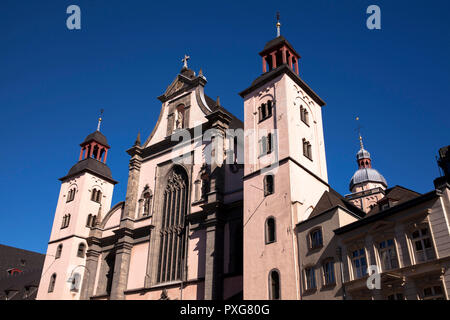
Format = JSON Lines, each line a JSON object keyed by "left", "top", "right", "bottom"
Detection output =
{"left": 140, "top": 185, "right": 153, "bottom": 217}
{"left": 175, "top": 108, "right": 184, "bottom": 129}
{"left": 199, "top": 163, "right": 210, "bottom": 201}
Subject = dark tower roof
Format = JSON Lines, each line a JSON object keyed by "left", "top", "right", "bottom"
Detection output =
{"left": 82, "top": 131, "right": 110, "bottom": 148}
{"left": 60, "top": 158, "right": 117, "bottom": 184}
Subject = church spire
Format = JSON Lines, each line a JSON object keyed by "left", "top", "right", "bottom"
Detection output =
{"left": 97, "top": 109, "right": 104, "bottom": 132}
{"left": 276, "top": 12, "right": 281, "bottom": 37}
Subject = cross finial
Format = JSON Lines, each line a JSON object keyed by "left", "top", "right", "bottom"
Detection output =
{"left": 97, "top": 109, "right": 104, "bottom": 131}
{"left": 181, "top": 54, "right": 190, "bottom": 69}
{"left": 276, "top": 12, "right": 281, "bottom": 37}
{"left": 355, "top": 116, "right": 364, "bottom": 149}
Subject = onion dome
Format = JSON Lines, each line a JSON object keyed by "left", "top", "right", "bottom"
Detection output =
{"left": 349, "top": 168, "right": 387, "bottom": 191}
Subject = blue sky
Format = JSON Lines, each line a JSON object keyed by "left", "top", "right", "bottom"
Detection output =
{"left": 0, "top": 1, "right": 449, "bottom": 253}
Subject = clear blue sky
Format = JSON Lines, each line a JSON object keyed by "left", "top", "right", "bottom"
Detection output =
{"left": 1, "top": 1, "right": 449, "bottom": 253}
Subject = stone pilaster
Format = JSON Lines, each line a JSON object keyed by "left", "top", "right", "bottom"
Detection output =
{"left": 123, "top": 145, "right": 142, "bottom": 219}
{"left": 109, "top": 223, "right": 134, "bottom": 300}
{"left": 201, "top": 202, "right": 225, "bottom": 300}
{"left": 80, "top": 229, "right": 102, "bottom": 300}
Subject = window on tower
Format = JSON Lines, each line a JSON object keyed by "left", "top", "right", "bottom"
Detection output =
{"left": 300, "top": 106, "right": 309, "bottom": 126}
{"left": 303, "top": 139, "right": 312, "bottom": 160}
{"left": 55, "top": 244, "right": 63, "bottom": 259}
{"left": 77, "top": 243, "right": 86, "bottom": 258}
{"left": 48, "top": 273, "right": 57, "bottom": 293}
{"left": 265, "top": 217, "right": 276, "bottom": 244}
{"left": 91, "top": 188, "right": 102, "bottom": 203}
{"left": 268, "top": 269, "right": 281, "bottom": 300}
{"left": 66, "top": 188, "right": 76, "bottom": 202}
{"left": 61, "top": 214, "right": 71, "bottom": 229}
{"left": 258, "top": 100, "right": 273, "bottom": 122}
{"left": 264, "top": 175, "right": 274, "bottom": 196}
{"left": 259, "top": 133, "right": 273, "bottom": 157}
{"left": 86, "top": 214, "right": 97, "bottom": 228}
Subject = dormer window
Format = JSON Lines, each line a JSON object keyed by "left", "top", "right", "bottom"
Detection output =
{"left": 258, "top": 100, "right": 273, "bottom": 122}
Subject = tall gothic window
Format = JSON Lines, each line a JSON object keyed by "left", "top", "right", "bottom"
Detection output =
{"left": 157, "top": 166, "right": 188, "bottom": 283}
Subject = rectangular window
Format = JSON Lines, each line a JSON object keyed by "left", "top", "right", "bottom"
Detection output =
{"left": 422, "top": 285, "right": 444, "bottom": 300}
{"left": 387, "top": 293, "right": 404, "bottom": 300}
{"left": 351, "top": 248, "right": 367, "bottom": 279}
{"left": 304, "top": 268, "right": 316, "bottom": 290}
{"left": 411, "top": 227, "right": 436, "bottom": 263}
{"left": 310, "top": 229, "right": 323, "bottom": 249}
{"left": 322, "top": 261, "right": 335, "bottom": 286}
{"left": 378, "top": 239, "right": 399, "bottom": 271}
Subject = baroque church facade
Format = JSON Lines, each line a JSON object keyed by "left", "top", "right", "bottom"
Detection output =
{"left": 36, "top": 27, "right": 450, "bottom": 300}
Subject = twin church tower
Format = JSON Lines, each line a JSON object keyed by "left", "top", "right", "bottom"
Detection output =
{"left": 37, "top": 20, "right": 385, "bottom": 300}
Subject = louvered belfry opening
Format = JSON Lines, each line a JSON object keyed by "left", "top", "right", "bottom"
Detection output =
{"left": 157, "top": 166, "right": 189, "bottom": 283}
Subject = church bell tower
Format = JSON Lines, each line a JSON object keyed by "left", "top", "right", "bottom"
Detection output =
{"left": 239, "top": 16, "right": 329, "bottom": 300}
{"left": 37, "top": 117, "right": 117, "bottom": 300}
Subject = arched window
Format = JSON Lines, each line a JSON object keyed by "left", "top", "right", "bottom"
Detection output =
{"left": 55, "top": 244, "right": 63, "bottom": 259}
{"left": 264, "top": 175, "right": 274, "bottom": 196}
{"left": 157, "top": 166, "right": 188, "bottom": 283}
{"left": 48, "top": 273, "right": 56, "bottom": 293}
{"left": 61, "top": 214, "right": 71, "bottom": 229}
{"left": 86, "top": 214, "right": 92, "bottom": 227}
{"left": 70, "top": 273, "right": 81, "bottom": 292}
{"left": 265, "top": 217, "right": 276, "bottom": 244}
{"left": 66, "top": 188, "right": 75, "bottom": 202}
{"left": 268, "top": 269, "right": 280, "bottom": 300}
{"left": 303, "top": 139, "right": 312, "bottom": 160}
{"left": 77, "top": 243, "right": 86, "bottom": 258}
{"left": 258, "top": 100, "right": 273, "bottom": 122}
{"left": 96, "top": 190, "right": 102, "bottom": 203}
{"left": 300, "top": 106, "right": 309, "bottom": 126}
{"left": 91, "top": 189, "right": 97, "bottom": 201}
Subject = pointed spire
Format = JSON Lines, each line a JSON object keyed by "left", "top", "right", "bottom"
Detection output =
{"left": 97, "top": 109, "right": 104, "bottom": 131}
{"left": 199, "top": 68, "right": 203, "bottom": 76}
{"left": 216, "top": 96, "right": 221, "bottom": 107}
{"left": 355, "top": 116, "right": 364, "bottom": 149}
{"left": 276, "top": 11, "right": 281, "bottom": 37}
{"left": 135, "top": 131, "right": 141, "bottom": 146}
